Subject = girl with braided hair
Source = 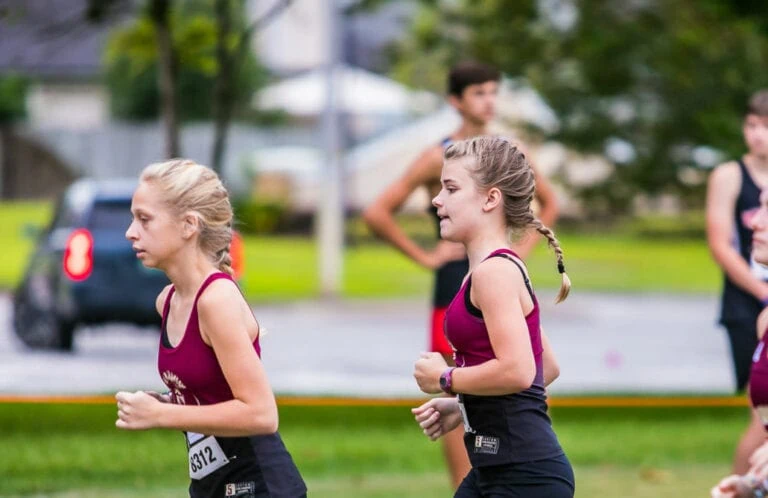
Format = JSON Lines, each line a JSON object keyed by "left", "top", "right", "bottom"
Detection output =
{"left": 412, "top": 136, "right": 574, "bottom": 497}
{"left": 117, "top": 159, "right": 306, "bottom": 498}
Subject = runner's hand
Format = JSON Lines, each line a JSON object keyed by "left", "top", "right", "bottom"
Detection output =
{"left": 423, "top": 241, "right": 465, "bottom": 270}
{"left": 710, "top": 475, "right": 755, "bottom": 498}
{"left": 144, "top": 391, "right": 171, "bottom": 403}
{"left": 411, "top": 397, "right": 462, "bottom": 441}
{"left": 115, "top": 390, "right": 163, "bottom": 430}
{"left": 749, "top": 441, "right": 768, "bottom": 479}
{"left": 414, "top": 352, "right": 449, "bottom": 394}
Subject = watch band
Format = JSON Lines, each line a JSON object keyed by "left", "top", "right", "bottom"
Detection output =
{"left": 440, "top": 367, "right": 456, "bottom": 394}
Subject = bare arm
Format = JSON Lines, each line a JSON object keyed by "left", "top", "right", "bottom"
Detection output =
{"left": 706, "top": 162, "right": 768, "bottom": 301}
{"left": 362, "top": 146, "right": 463, "bottom": 269}
{"left": 449, "top": 258, "right": 537, "bottom": 395}
{"left": 119, "top": 280, "right": 278, "bottom": 437}
{"left": 540, "top": 327, "right": 560, "bottom": 387}
{"left": 154, "top": 284, "right": 172, "bottom": 317}
{"left": 757, "top": 308, "right": 768, "bottom": 341}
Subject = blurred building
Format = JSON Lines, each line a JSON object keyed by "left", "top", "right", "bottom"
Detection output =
{"left": 0, "top": 0, "right": 130, "bottom": 129}
{"left": 251, "top": 0, "right": 413, "bottom": 76}
{"left": 0, "top": 0, "right": 606, "bottom": 218}
{"left": 0, "top": 0, "right": 133, "bottom": 198}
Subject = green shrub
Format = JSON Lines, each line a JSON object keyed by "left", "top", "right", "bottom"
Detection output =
{"left": 232, "top": 198, "right": 287, "bottom": 234}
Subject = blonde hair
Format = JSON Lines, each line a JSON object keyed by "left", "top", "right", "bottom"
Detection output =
{"left": 444, "top": 136, "right": 570, "bottom": 303}
{"left": 140, "top": 159, "right": 234, "bottom": 276}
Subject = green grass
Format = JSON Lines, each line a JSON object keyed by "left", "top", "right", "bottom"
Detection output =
{"left": 0, "top": 403, "right": 749, "bottom": 497}
{"left": 0, "top": 201, "right": 721, "bottom": 298}
{"left": 0, "top": 202, "right": 51, "bottom": 291}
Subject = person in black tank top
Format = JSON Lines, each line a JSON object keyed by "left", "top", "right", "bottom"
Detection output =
{"left": 711, "top": 170, "right": 768, "bottom": 497}
{"left": 363, "top": 62, "right": 560, "bottom": 490}
{"left": 707, "top": 89, "right": 768, "bottom": 475}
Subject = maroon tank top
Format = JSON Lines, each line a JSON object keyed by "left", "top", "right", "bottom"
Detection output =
{"left": 157, "top": 272, "right": 261, "bottom": 406}
{"left": 443, "top": 248, "right": 561, "bottom": 466}
{"left": 750, "top": 328, "right": 768, "bottom": 429}
{"left": 445, "top": 248, "right": 544, "bottom": 376}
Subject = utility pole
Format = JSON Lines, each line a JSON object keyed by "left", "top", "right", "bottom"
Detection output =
{"left": 317, "top": 0, "right": 344, "bottom": 296}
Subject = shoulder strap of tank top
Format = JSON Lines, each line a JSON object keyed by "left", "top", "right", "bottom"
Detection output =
{"left": 464, "top": 252, "right": 536, "bottom": 318}
{"left": 193, "top": 272, "right": 234, "bottom": 309}
{"left": 490, "top": 253, "right": 535, "bottom": 301}
{"left": 738, "top": 159, "right": 759, "bottom": 191}
{"left": 161, "top": 286, "right": 175, "bottom": 329}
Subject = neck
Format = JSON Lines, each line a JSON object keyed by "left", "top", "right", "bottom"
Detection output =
{"left": 453, "top": 119, "right": 489, "bottom": 141}
{"left": 746, "top": 152, "right": 768, "bottom": 171}
{"left": 465, "top": 232, "right": 512, "bottom": 271}
{"left": 163, "top": 249, "right": 219, "bottom": 298}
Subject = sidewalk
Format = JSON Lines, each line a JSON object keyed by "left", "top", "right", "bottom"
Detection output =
{"left": 256, "top": 291, "right": 734, "bottom": 397}
{"left": 0, "top": 291, "right": 736, "bottom": 396}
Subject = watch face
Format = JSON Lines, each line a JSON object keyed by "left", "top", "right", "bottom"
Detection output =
{"left": 440, "top": 376, "right": 447, "bottom": 388}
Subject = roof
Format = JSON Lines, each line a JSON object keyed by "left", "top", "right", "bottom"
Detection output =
{"left": 253, "top": 64, "right": 440, "bottom": 116}
{"left": 0, "top": 0, "right": 135, "bottom": 79}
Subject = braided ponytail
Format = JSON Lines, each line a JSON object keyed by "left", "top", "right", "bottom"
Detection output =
{"left": 532, "top": 219, "right": 570, "bottom": 303}
{"left": 140, "top": 159, "right": 235, "bottom": 276}
{"left": 215, "top": 245, "right": 234, "bottom": 276}
{"left": 444, "top": 136, "right": 571, "bottom": 303}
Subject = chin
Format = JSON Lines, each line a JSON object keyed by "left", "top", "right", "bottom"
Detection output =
{"left": 139, "top": 257, "right": 157, "bottom": 269}
{"left": 439, "top": 229, "right": 460, "bottom": 243}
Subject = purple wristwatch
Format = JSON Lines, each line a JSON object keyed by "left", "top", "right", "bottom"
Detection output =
{"left": 439, "top": 367, "right": 456, "bottom": 394}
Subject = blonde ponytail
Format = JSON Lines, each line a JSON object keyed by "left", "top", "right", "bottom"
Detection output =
{"left": 533, "top": 219, "right": 570, "bottom": 303}
{"left": 215, "top": 246, "right": 234, "bottom": 276}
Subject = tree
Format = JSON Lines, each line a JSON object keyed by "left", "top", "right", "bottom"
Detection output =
{"left": 390, "top": 0, "right": 768, "bottom": 215}
{"left": 0, "top": 75, "right": 28, "bottom": 199}
{"left": 104, "top": 0, "right": 285, "bottom": 174}
{"left": 210, "top": 0, "right": 291, "bottom": 174}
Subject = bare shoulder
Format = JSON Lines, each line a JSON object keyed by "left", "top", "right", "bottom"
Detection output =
{"left": 758, "top": 308, "right": 768, "bottom": 340}
{"left": 709, "top": 160, "right": 741, "bottom": 185}
{"left": 155, "top": 284, "right": 173, "bottom": 316}
{"left": 197, "top": 278, "right": 242, "bottom": 312}
{"left": 472, "top": 255, "right": 527, "bottom": 295}
{"left": 409, "top": 144, "right": 445, "bottom": 177}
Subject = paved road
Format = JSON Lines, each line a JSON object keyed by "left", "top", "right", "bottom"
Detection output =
{"left": 0, "top": 291, "right": 735, "bottom": 396}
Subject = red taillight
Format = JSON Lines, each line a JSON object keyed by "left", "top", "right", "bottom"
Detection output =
{"left": 63, "top": 228, "right": 93, "bottom": 281}
{"left": 231, "top": 231, "right": 244, "bottom": 280}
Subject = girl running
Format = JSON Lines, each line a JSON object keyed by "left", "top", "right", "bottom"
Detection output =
{"left": 116, "top": 159, "right": 306, "bottom": 498}
{"left": 412, "top": 136, "right": 574, "bottom": 497}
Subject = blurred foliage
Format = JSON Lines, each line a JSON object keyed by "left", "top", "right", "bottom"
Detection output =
{"left": 231, "top": 197, "right": 288, "bottom": 235}
{"left": 389, "top": 0, "right": 768, "bottom": 216}
{"left": 103, "top": 0, "right": 268, "bottom": 122}
{"left": 0, "top": 74, "right": 28, "bottom": 123}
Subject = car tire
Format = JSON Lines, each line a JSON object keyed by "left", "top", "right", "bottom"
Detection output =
{"left": 13, "top": 298, "right": 76, "bottom": 351}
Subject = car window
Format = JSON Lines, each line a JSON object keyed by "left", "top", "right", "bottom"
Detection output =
{"left": 88, "top": 200, "right": 133, "bottom": 230}
{"left": 49, "top": 195, "right": 81, "bottom": 230}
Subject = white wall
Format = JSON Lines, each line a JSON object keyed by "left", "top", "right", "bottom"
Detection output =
{"left": 250, "top": 0, "right": 329, "bottom": 74}
{"left": 27, "top": 83, "right": 108, "bottom": 130}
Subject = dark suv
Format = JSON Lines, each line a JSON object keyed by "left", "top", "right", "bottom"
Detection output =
{"left": 12, "top": 179, "right": 169, "bottom": 350}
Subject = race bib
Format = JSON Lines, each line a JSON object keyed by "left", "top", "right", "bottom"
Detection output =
{"left": 187, "top": 432, "right": 229, "bottom": 480}
{"left": 457, "top": 394, "right": 475, "bottom": 434}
